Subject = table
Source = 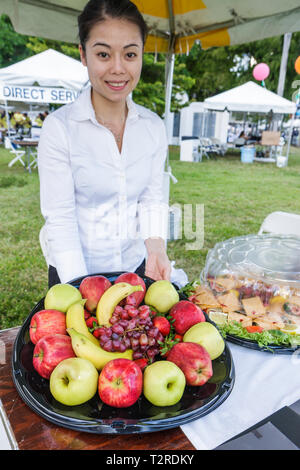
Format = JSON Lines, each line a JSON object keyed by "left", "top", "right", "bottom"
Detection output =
{"left": 0, "top": 327, "right": 195, "bottom": 451}
{"left": 12, "top": 140, "right": 38, "bottom": 174}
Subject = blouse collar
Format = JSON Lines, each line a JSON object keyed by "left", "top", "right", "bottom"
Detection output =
{"left": 70, "top": 85, "right": 139, "bottom": 123}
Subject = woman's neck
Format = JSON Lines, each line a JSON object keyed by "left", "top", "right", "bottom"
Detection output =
{"left": 91, "top": 88, "right": 127, "bottom": 125}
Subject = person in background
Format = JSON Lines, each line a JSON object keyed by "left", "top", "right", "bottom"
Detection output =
{"left": 23, "top": 113, "right": 32, "bottom": 135}
{"left": 13, "top": 111, "right": 25, "bottom": 133}
{"left": 38, "top": 0, "right": 171, "bottom": 288}
{"left": 0, "top": 111, "right": 7, "bottom": 142}
{"left": 0, "top": 111, "right": 7, "bottom": 129}
{"left": 35, "top": 113, "right": 44, "bottom": 127}
{"left": 9, "top": 112, "right": 16, "bottom": 129}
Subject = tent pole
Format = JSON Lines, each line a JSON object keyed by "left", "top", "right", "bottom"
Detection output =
{"left": 277, "top": 33, "right": 292, "bottom": 97}
{"left": 164, "top": 0, "right": 176, "bottom": 151}
{"left": 164, "top": 52, "right": 175, "bottom": 144}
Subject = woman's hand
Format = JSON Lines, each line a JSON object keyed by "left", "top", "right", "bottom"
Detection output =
{"left": 144, "top": 237, "right": 171, "bottom": 281}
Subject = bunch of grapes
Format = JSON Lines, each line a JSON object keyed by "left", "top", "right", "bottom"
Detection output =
{"left": 95, "top": 304, "right": 165, "bottom": 360}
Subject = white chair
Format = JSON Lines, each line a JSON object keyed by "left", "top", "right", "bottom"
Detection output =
{"left": 210, "top": 137, "right": 227, "bottom": 156}
{"left": 7, "top": 140, "right": 26, "bottom": 168}
{"left": 28, "top": 149, "right": 38, "bottom": 169}
{"left": 258, "top": 211, "right": 300, "bottom": 237}
{"left": 199, "top": 137, "right": 214, "bottom": 160}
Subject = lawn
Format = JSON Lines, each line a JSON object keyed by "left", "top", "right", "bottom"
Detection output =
{"left": 1, "top": 144, "right": 300, "bottom": 329}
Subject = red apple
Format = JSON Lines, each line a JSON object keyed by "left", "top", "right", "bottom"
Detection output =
{"left": 79, "top": 275, "right": 112, "bottom": 312}
{"left": 98, "top": 358, "right": 142, "bottom": 408}
{"left": 167, "top": 342, "right": 213, "bottom": 386}
{"left": 33, "top": 334, "right": 75, "bottom": 379}
{"left": 29, "top": 309, "right": 67, "bottom": 345}
{"left": 114, "top": 272, "right": 146, "bottom": 307}
{"left": 169, "top": 300, "right": 205, "bottom": 335}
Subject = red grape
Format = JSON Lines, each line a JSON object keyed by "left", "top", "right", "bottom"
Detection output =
{"left": 133, "top": 351, "right": 143, "bottom": 360}
{"left": 127, "top": 307, "right": 139, "bottom": 318}
{"left": 114, "top": 306, "right": 123, "bottom": 315}
{"left": 103, "top": 340, "right": 113, "bottom": 352}
{"left": 109, "top": 315, "right": 119, "bottom": 325}
{"left": 112, "top": 324, "right": 124, "bottom": 335}
{"left": 120, "top": 310, "right": 129, "bottom": 320}
{"left": 139, "top": 334, "right": 148, "bottom": 346}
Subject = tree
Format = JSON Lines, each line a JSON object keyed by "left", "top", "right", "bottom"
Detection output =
{"left": 26, "top": 36, "right": 80, "bottom": 60}
{"left": 0, "top": 15, "right": 31, "bottom": 67}
{"left": 133, "top": 53, "right": 195, "bottom": 117}
{"left": 182, "top": 42, "right": 241, "bottom": 101}
{"left": 183, "top": 33, "right": 300, "bottom": 102}
{"left": 238, "top": 32, "right": 300, "bottom": 101}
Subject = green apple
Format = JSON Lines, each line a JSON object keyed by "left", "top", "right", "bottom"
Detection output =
{"left": 183, "top": 322, "right": 225, "bottom": 360}
{"left": 44, "top": 283, "right": 82, "bottom": 313}
{"left": 143, "top": 361, "right": 186, "bottom": 407}
{"left": 50, "top": 357, "right": 98, "bottom": 406}
{"left": 144, "top": 280, "right": 179, "bottom": 313}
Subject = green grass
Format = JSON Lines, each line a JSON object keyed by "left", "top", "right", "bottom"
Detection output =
{"left": 1, "top": 144, "right": 300, "bottom": 329}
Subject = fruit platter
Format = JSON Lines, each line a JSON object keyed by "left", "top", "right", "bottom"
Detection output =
{"left": 12, "top": 272, "right": 234, "bottom": 434}
{"left": 182, "top": 234, "right": 300, "bottom": 354}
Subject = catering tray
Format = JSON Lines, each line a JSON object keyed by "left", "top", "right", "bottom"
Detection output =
{"left": 198, "top": 234, "right": 300, "bottom": 354}
{"left": 12, "top": 272, "right": 235, "bottom": 435}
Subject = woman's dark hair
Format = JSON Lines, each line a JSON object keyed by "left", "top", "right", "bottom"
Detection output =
{"left": 78, "top": 0, "right": 148, "bottom": 51}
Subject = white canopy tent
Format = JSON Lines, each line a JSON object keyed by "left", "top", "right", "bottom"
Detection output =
{"left": 0, "top": 49, "right": 89, "bottom": 137}
{"left": 204, "top": 81, "right": 296, "bottom": 164}
{"left": 0, "top": 48, "right": 89, "bottom": 91}
{"left": 204, "top": 81, "right": 297, "bottom": 114}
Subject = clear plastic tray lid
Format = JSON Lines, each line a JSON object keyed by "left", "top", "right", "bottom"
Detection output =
{"left": 201, "top": 234, "right": 300, "bottom": 288}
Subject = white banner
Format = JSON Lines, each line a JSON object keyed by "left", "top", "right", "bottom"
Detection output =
{"left": 0, "top": 84, "right": 80, "bottom": 104}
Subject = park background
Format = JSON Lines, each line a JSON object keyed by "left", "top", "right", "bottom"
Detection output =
{"left": 0, "top": 14, "right": 300, "bottom": 329}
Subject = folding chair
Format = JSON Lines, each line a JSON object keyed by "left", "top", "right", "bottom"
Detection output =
{"left": 258, "top": 211, "right": 300, "bottom": 237}
{"left": 28, "top": 148, "right": 38, "bottom": 170}
{"left": 210, "top": 137, "right": 227, "bottom": 156}
{"left": 7, "top": 140, "right": 26, "bottom": 168}
{"left": 199, "top": 138, "right": 212, "bottom": 160}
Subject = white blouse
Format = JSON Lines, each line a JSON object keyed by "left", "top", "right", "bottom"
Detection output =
{"left": 38, "top": 86, "right": 169, "bottom": 284}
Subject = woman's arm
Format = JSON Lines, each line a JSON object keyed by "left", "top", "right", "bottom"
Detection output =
{"left": 38, "top": 114, "right": 88, "bottom": 284}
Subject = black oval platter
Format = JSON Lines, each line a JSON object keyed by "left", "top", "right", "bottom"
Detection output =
{"left": 12, "top": 272, "right": 235, "bottom": 434}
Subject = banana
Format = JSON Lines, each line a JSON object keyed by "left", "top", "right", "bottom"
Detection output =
{"left": 66, "top": 300, "right": 100, "bottom": 347}
{"left": 96, "top": 282, "right": 143, "bottom": 326}
{"left": 67, "top": 328, "right": 133, "bottom": 370}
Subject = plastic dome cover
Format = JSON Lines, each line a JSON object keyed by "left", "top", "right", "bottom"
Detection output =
{"left": 201, "top": 234, "right": 300, "bottom": 286}
{"left": 196, "top": 234, "right": 300, "bottom": 333}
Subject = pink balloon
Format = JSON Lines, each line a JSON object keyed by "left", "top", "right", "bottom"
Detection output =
{"left": 253, "top": 63, "right": 270, "bottom": 81}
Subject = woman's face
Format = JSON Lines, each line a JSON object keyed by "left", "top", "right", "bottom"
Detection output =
{"left": 79, "top": 17, "right": 143, "bottom": 105}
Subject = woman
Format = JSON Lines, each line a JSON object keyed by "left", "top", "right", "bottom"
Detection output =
{"left": 38, "top": 0, "right": 171, "bottom": 288}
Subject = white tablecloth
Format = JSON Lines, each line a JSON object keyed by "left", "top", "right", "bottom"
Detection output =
{"left": 181, "top": 343, "right": 300, "bottom": 450}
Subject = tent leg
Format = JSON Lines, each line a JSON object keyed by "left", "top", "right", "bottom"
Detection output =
{"left": 164, "top": 52, "right": 175, "bottom": 144}
{"left": 163, "top": 52, "right": 176, "bottom": 248}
